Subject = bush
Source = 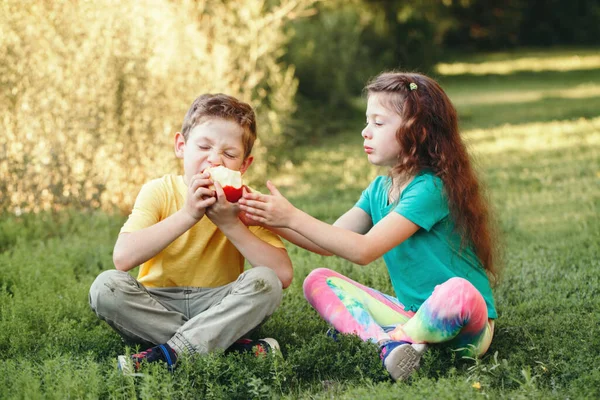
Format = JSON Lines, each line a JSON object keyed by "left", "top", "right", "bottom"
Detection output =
{"left": 0, "top": 0, "right": 313, "bottom": 214}
{"left": 283, "top": 1, "right": 445, "bottom": 147}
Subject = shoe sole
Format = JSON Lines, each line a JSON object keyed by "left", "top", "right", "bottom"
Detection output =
{"left": 383, "top": 344, "right": 421, "bottom": 382}
{"left": 260, "top": 338, "right": 280, "bottom": 352}
{"left": 117, "top": 355, "right": 145, "bottom": 377}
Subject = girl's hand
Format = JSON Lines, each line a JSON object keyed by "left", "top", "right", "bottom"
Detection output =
{"left": 238, "top": 211, "right": 261, "bottom": 227}
{"left": 205, "top": 181, "right": 241, "bottom": 229}
{"left": 238, "top": 181, "right": 295, "bottom": 228}
{"left": 185, "top": 172, "right": 217, "bottom": 221}
{"left": 237, "top": 188, "right": 263, "bottom": 227}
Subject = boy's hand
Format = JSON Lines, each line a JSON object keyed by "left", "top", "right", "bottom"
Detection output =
{"left": 238, "top": 181, "right": 295, "bottom": 228}
{"left": 205, "top": 181, "right": 241, "bottom": 229}
{"left": 185, "top": 172, "right": 217, "bottom": 221}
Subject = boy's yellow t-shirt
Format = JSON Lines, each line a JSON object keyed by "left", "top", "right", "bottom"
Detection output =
{"left": 120, "top": 174, "right": 286, "bottom": 288}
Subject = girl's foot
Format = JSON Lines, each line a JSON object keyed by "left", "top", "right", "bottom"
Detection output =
{"left": 379, "top": 341, "right": 427, "bottom": 381}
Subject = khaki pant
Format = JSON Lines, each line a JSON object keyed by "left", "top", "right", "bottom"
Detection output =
{"left": 89, "top": 267, "right": 283, "bottom": 355}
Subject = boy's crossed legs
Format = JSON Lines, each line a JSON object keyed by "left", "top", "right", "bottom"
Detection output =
{"left": 89, "top": 266, "right": 283, "bottom": 371}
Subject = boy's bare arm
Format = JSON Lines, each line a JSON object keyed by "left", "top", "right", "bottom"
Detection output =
{"left": 113, "top": 209, "right": 200, "bottom": 272}
{"left": 113, "top": 173, "right": 216, "bottom": 271}
{"left": 219, "top": 220, "right": 293, "bottom": 289}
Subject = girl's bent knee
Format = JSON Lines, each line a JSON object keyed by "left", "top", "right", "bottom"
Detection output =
{"left": 445, "top": 276, "right": 472, "bottom": 287}
{"left": 303, "top": 268, "right": 333, "bottom": 288}
{"left": 435, "top": 277, "right": 478, "bottom": 297}
{"left": 303, "top": 268, "right": 336, "bottom": 302}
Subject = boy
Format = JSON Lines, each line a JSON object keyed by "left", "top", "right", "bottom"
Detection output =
{"left": 89, "top": 94, "right": 293, "bottom": 372}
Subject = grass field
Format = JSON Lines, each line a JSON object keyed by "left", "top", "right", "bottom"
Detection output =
{"left": 1, "top": 48, "right": 599, "bottom": 399}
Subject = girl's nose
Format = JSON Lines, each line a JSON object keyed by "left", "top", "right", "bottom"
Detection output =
{"left": 361, "top": 126, "right": 371, "bottom": 139}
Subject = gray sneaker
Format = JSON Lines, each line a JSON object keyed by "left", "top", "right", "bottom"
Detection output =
{"left": 380, "top": 341, "right": 428, "bottom": 381}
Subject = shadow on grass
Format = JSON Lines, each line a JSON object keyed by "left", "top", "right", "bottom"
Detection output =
{"left": 437, "top": 67, "right": 600, "bottom": 87}
{"left": 436, "top": 69, "right": 600, "bottom": 130}
{"left": 458, "top": 94, "right": 600, "bottom": 130}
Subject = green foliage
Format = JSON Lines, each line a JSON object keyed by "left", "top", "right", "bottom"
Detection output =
{"left": 442, "top": 0, "right": 600, "bottom": 50}
{"left": 519, "top": 0, "right": 600, "bottom": 46}
{"left": 283, "top": 0, "right": 447, "bottom": 147}
{"left": 0, "top": 0, "right": 313, "bottom": 214}
{"left": 285, "top": 1, "right": 372, "bottom": 107}
{"left": 1, "top": 49, "right": 599, "bottom": 398}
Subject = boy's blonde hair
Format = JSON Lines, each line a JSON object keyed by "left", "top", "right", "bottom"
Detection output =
{"left": 181, "top": 94, "right": 257, "bottom": 159}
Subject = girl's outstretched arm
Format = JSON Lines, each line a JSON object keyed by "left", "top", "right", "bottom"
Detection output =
{"left": 245, "top": 206, "right": 374, "bottom": 256}
{"left": 239, "top": 181, "right": 420, "bottom": 265}
{"left": 239, "top": 186, "right": 333, "bottom": 255}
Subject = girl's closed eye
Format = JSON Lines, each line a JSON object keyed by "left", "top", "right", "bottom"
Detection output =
{"left": 365, "top": 120, "right": 384, "bottom": 127}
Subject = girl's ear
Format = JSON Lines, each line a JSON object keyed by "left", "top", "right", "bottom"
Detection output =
{"left": 174, "top": 132, "right": 185, "bottom": 159}
{"left": 239, "top": 156, "right": 254, "bottom": 175}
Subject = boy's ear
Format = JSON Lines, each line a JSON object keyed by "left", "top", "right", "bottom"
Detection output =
{"left": 174, "top": 132, "right": 185, "bottom": 159}
{"left": 239, "top": 156, "right": 254, "bottom": 175}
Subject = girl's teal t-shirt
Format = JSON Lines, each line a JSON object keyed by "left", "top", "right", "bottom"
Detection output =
{"left": 355, "top": 172, "right": 497, "bottom": 319}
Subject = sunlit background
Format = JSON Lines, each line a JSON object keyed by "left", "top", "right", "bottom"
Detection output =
{"left": 1, "top": 0, "right": 599, "bottom": 217}
{"left": 2, "top": 2, "right": 600, "bottom": 398}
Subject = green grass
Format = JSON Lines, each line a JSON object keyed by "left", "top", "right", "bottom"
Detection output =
{"left": 1, "top": 48, "right": 600, "bottom": 399}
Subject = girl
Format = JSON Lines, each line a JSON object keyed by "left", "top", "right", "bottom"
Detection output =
{"left": 238, "top": 71, "right": 500, "bottom": 382}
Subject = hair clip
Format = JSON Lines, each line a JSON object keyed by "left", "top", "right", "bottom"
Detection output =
{"left": 409, "top": 83, "right": 418, "bottom": 91}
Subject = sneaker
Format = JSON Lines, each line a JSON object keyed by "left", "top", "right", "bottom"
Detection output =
{"left": 226, "top": 338, "right": 280, "bottom": 356}
{"left": 326, "top": 328, "right": 340, "bottom": 341}
{"left": 380, "top": 341, "right": 427, "bottom": 381}
{"left": 118, "top": 343, "right": 177, "bottom": 375}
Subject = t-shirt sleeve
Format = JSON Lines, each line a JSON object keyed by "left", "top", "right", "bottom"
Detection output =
{"left": 394, "top": 175, "right": 449, "bottom": 231}
{"left": 120, "top": 180, "right": 166, "bottom": 233}
{"left": 355, "top": 179, "right": 377, "bottom": 215}
{"left": 249, "top": 226, "right": 287, "bottom": 249}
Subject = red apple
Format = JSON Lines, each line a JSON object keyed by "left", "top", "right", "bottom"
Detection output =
{"left": 205, "top": 166, "right": 244, "bottom": 203}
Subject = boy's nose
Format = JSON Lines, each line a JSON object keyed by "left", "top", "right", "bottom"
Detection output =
{"left": 207, "top": 152, "right": 222, "bottom": 165}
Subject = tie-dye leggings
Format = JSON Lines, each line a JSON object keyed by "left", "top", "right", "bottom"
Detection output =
{"left": 303, "top": 268, "right": 494, "bottom": 357}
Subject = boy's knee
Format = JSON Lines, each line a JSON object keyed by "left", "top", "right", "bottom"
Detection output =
{"left": 245, "top": 267, "right": 282, "bottom": 292}
{"left": 89, "top": 270, "right": 133, "bottom": 316}
{"left": 242, "top": 267, "right": 283, "bottom": 305}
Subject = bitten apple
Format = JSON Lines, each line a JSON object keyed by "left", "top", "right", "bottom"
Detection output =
{"left": 205, "top": 166, "right": 244, "bottom": 203}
